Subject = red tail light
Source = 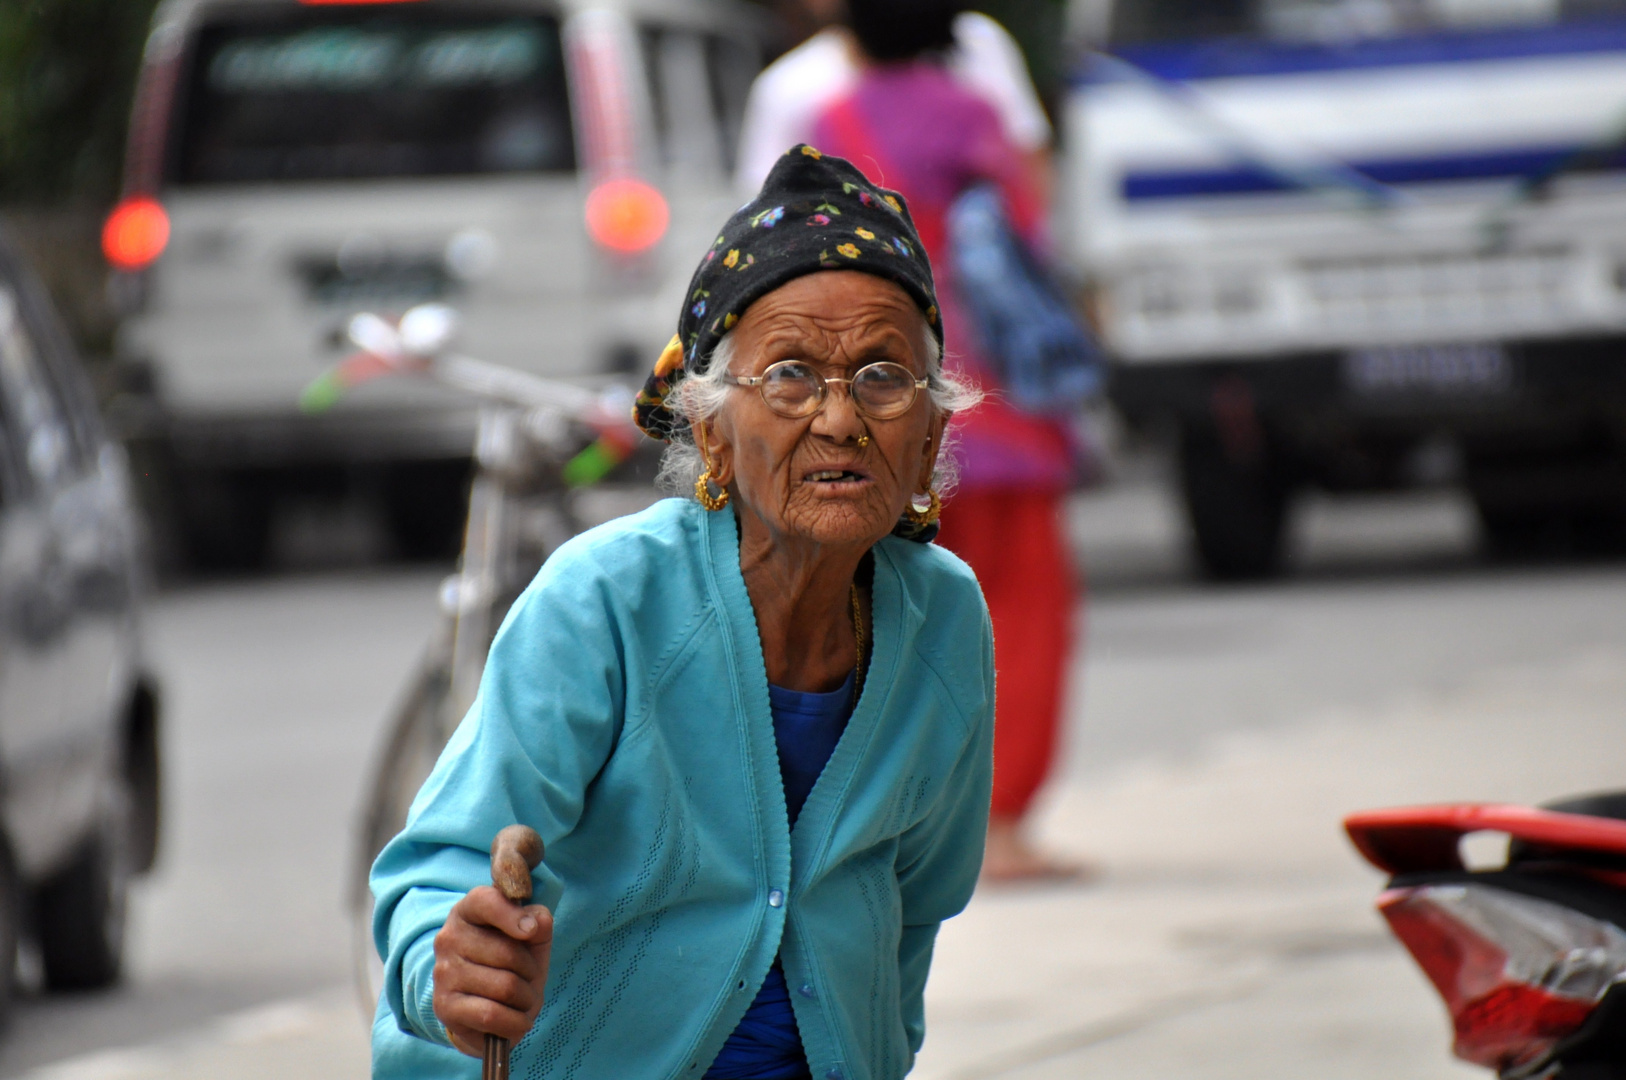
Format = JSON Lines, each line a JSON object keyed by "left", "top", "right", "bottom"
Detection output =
{"left": 584, "top": 178, "right": 669, "bottom": 255}
{"left": 102, "top": 197, "right": 171, "bottom": 270}
{"left": 1378, "top": 883, "right": 1626, "bottom": 1074}
{"left": 566, "top": 9, "right": 665, "bottom": 257}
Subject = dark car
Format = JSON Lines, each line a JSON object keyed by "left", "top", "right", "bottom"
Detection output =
{"left": 0, "top": 230, "right": 160, "bottom": 1019}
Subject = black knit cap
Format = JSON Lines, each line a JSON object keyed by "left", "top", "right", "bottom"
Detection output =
{"left": 633, "top": 145, "right": 942, "bottom": 441}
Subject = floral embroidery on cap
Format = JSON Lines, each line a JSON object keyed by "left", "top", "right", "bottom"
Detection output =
{"left": 636, "top": 144, "right": 939, "bottom": 452}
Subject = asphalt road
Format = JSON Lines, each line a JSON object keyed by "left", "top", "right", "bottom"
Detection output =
{"left": 3, "top": 467, "right": 1625, "bottom": 1077}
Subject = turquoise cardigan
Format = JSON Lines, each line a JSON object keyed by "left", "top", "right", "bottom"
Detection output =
{"left": 371, "top": 497, "right": 994, "bottom": 1080}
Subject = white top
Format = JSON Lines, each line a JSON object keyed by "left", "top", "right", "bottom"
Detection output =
{"left": 734, "top": 12, "right": 1053, "bottom": 195}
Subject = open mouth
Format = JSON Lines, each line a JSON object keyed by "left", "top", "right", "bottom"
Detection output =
{"left": 805, "top": 468, "right": 868, "bottom": 484}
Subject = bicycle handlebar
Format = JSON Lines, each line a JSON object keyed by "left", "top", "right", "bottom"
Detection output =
{"left": 301, "top": 304, "right": 639, "bottom": 436}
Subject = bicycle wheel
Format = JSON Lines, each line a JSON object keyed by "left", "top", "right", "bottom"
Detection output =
{"left": 350, "top": 650, "right": 456, "bottom": 1016}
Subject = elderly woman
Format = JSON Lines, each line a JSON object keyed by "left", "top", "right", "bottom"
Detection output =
{"left": 371, "top": 147, "right": 992, "bottom": 1080}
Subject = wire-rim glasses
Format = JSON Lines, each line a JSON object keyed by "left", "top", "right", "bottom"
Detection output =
{"left": 726, "top": 360, "right": 930, "bottom": 420}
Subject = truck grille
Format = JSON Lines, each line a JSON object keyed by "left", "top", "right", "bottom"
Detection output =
{"left": 1300, "top": 248, "right": 1572, "bottom": 332}
{"left": 1107, "top": 245, "right": 1626, "bottom": 360}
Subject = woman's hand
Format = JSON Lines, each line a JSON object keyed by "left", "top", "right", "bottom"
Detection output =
{"left": 432, "top": 886, "right": 554, "bottom": 1056}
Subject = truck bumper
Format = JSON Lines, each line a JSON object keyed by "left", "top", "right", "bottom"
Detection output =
{"left": 1112, "top": 334, "right": 1626, "bottom": 499}
{"left": 155, "top": 405, "right": 477, "bottom": 470}
{"left": 1110, "top": 334, "right": 1626, "bottom": 433}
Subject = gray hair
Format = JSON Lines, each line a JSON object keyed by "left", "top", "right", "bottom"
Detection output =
{"left": 655, "top": 329, "right": 981, "bottom": 499}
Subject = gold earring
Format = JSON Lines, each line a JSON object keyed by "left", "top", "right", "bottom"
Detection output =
{"left": 695, "top": 467, "right": 730, "bottom": 511}
{"left": 905, "top": 489, "right": 941, "bottom": 528}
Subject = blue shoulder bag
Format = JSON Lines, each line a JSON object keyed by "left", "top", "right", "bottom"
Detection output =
{"left": 947, "top": 185, "right": 1105, "bottom": 413}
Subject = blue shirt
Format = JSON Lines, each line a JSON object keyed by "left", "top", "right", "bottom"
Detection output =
{"left": 707, "top": 674, "right": 857, "bottom": 1080}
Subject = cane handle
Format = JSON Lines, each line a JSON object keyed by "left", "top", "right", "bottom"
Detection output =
{"left": 490, "top": 824, "right": 544, "bottom": 903}
{"left": 482, "top": 825, "right": 544, "bottom": 1077}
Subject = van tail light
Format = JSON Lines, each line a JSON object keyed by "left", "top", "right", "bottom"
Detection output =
{"left": 584, "top": 178, "right": 669, "bottom": 254}
{"left": 103, "top": 197, "right": 171, "bottom": 270}
{"left": 1378, "top": 882, "right": 1626, "bottom": 1075}
{"left": 567, "top": 9, "right": 666, "bottom": 257}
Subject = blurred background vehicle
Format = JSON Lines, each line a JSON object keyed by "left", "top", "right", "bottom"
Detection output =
{"left": 106, "top": 0, "right": 767, "bottom": 571}
{"left": 1064, "top": 0, "right": 1626, "bottom": 578}
{"left": 0, "top": 229, "right": 161, "bottom": 1022}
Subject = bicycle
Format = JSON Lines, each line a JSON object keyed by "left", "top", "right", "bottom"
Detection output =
{"left": 303, "top": 303, "right": 647, "bottom": 1013}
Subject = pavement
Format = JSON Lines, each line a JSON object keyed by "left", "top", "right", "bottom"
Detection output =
{"left": 10, "top": 467, "right": 1626, "bottom": 1080}
{"left": 916, "top": 641, "right": 1625, "bottom": 1080}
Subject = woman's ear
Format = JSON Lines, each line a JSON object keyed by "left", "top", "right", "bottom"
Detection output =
{"left": 695, "top": 420, "right": 735, "bottom": 487}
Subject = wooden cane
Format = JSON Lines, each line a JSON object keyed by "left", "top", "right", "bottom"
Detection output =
{"left": 483, "top": 824, "right": 545, "bottom": 1080}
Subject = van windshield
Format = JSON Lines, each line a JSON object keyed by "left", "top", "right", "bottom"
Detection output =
{"left": 1111, "top": 0, "right": 1626, "bottom": 46}
{"left": 173, "top": 9, "right": 574, "bottom": 185}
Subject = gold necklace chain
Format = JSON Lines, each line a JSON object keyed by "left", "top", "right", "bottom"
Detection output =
{"left": 850, "top": 583, "right": 866, "bottom": 706}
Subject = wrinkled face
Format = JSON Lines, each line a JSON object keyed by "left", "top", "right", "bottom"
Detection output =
{"left": 698, "top": 271, "right": 946, "bottom": 548}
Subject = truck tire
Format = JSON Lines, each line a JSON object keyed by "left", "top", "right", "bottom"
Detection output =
{"left": 1469, "top": 452, "right": 1626, "bottom": 559}
{"left": 383, "top": 460, "right": 470, "bottom": 562}
{"left": 1179, "top": 423, "right": 1288, "bottom": 581}
{"left": 1474, "top": 502, "right": 1555, "bottom": 559}
{"left": 34, "top": 782, "right": 133, "bottom": 990}
{"left": 124, "top": 681, "right": 162, "bottom": 875}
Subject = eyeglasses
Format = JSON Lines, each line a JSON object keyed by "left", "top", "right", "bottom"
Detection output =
{"left": 726, "top": 360, "right": 930, "bottom": 420}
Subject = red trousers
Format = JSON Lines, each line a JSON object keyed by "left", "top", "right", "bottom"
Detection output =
{"left": 934, "top": 489, "right": 1079, "bottom": 819}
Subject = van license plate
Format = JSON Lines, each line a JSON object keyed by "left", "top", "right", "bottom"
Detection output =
{"left": 1343, "top": 343, "right": 1513, "bottom": 396}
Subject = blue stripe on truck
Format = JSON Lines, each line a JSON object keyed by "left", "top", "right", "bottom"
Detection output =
{"left": 1122, "top": 144, "right": 1626, "bottom": 201}
{"left": 1077, "top": 17, "right": 1626, "bottom": 83}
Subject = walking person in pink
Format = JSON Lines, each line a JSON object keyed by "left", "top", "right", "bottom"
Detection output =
{"left": 811, "top": 0, "right": 1087, "bottom": 881}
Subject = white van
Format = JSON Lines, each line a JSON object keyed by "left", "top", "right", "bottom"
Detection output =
{"left": 107, "top": 0, "right": 767, "bottom": 567}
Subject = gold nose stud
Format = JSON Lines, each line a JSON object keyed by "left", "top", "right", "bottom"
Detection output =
{"left": 857, "top": 433, "right": 871, "bottom": 448}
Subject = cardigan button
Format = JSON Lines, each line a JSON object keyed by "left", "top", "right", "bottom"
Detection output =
{"left": 798, "top": 983, "right": 815, "bottom": 998}
{"left": 826, "top": 1070, "right": 843, "bottom": 1080}
{"left": 767, "top": 889, "right": 785, "bottom": 908}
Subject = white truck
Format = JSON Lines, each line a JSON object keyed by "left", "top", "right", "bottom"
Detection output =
{"left": 1063, "top": 0, "right": 1626, "bottom": 577}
